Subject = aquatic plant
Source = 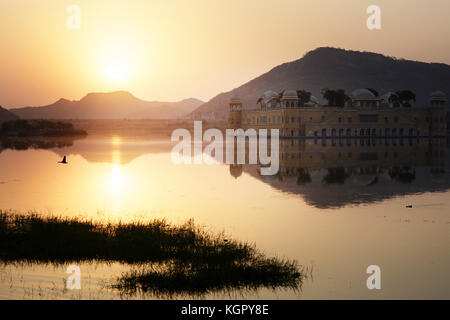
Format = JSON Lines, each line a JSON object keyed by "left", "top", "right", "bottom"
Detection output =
{"left": 0, "top": 212, "right": 304, "bottom": 298}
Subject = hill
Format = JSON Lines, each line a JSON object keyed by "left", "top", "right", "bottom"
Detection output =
{"left": 0, "top": 106, "right": 19, "bottom": 124}
{"left": 192, "top": 47, "right": 450, "bottom": 120}
{"left": 9, "top": 91, "right": 203, "bottom": 120}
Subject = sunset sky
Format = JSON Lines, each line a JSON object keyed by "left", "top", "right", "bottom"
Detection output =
{"left": 1, "top": 0, "right": 450, "bottom": 108}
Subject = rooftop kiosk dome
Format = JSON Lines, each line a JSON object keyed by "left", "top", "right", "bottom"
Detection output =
{"left": 351, "top": 88, "right": 377, "bottom": 100}
{"left": 350, "top": 88, "right": 380, "bottom": 108}
{"left": 280, "top": 89, "right": 298, "bottom": 109}
{"left": 431, "top": 90, "right": 446, "bottom": 99}
{"left": 282, "top": 90, "right": 298, "bottom": 100}
{"left": 230, "top": 94, "right": 242, "bottom": 105}
{"left": 229, "top": 94, "right": 242, "bottom": 111}
{"left": 262, "top": 90, "right": 279, "bottom": 101}
{"left": 430, "top": 90, "right": 447, "bottom": 107}
{"left": 259, "top": 90, "right": 280, "bottom": 110}
{"left": 306, "top": 95, "right": 320, "bottom": 107}
{"left": 228, "top": 94, "right": 243, "bottom": 129}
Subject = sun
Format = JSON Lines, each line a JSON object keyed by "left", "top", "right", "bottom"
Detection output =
{"left": 93, "top": 35, "right": 141, "bottom": 85}
{"left": 101, "top": 53, "right": 131, "bottom": 82}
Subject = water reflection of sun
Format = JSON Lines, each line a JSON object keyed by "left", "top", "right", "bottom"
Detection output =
{"left": 110, "top": 141, "right": 123, "bottom": 212}
{"left": 110, "top": 165, "right": 122, "bottom": 195}
{"left": 111, "top": 136, "right": 122, "bottom": 147}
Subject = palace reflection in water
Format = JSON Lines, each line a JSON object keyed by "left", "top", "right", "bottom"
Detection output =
{"left": 1, "top": 134, "right": 448, "bottom": 210}
{"left": 1, "top": 133, "right": 450, "bottom": 299}
{"left": 229, "top": 137, "right": 448, "bottom": 208}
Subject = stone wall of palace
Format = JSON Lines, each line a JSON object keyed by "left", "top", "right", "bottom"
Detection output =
{"left": 233, "top": 107, "right": 446, "bottom": 138}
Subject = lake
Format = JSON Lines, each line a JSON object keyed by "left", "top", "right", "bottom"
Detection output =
{"left": 0, "top": 131, "right": 449, "bottom": 299}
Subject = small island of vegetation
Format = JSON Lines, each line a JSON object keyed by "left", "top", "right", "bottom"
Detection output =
{"left": 0, "top": 212, "right": 304, "bottom": 298}
{"left": 0, "top": 119, "right": 87, "bottom": 137}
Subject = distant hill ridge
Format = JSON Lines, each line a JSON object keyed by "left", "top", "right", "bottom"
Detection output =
{"left": 192, "top": 47, "right": 450, "bottom": 120}
{"left": 10, "top": 91, "right": 204, "bottom": 120}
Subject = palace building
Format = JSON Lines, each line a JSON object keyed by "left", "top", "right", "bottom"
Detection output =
{"left": 228, "top": 89, "right": 447, "bottom": 138}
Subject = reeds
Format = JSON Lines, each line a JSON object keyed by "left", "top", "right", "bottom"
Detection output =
{"left": 0, "top": 211, "right": 303, "bottom": 298}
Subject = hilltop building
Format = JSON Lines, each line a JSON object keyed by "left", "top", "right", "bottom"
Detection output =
{"left": 228, "top": 89, "right": 447, "bottom": 137}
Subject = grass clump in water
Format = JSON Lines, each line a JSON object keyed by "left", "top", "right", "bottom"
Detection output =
{"left": 0, "top": 211, "right": 304, "bottom": 298}
{"left": 114, "top": 259, "right": 303, "bottom": 298}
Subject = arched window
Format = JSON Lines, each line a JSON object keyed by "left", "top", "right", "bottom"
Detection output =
{"left": 331, "top": 129, "right": 337, "bottom": 137}
{"left": 346, "top": 129, "right": 351, "bottom": 137}
{"left": 322, "top": 129, "right": 327, "bottom": 137}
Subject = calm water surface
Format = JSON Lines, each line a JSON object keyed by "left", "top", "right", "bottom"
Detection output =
{"left": 0, "top": 133, "right": 449, "bottom": 299}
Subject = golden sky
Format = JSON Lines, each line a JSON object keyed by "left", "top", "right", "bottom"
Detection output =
{"left": 1, "top": 0, "right": 449, "bottom": 108}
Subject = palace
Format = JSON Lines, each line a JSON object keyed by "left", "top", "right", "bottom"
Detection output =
{"left": 228, "top": 89, "right": 447, "bottom": 138}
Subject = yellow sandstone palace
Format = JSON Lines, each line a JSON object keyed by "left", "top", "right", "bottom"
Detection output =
{"left": 228, "top": 89, "right": 447, "bottom": 137}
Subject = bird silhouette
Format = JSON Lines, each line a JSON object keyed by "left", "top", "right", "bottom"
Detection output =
{"left": 58, "top": 156, "right": 68, "bottom": 164}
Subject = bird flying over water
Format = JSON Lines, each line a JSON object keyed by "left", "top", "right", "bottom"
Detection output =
{"left": 58, "top": 156, "right": 68, "bottom": 164}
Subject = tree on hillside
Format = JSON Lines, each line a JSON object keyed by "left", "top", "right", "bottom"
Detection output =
{"left": 296, "top": 90, "right": 312, "bottom": 107}
{"left": 389, "top": 90, "right": 416, "bottom": 108}
{"left": 396, "top": 90, "right": 416, "bottom": 107}
{"left": 321, "top": 88, "right": 350, "bottom": 107}
{"left": 388, "top": 94, "right": 401, "bottom": 107}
